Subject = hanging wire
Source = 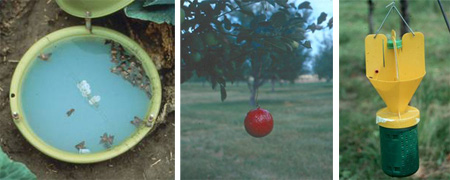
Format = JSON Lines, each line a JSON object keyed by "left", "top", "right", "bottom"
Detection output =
{"left": 374, "top": 0, "right": 415, "bottom": 38}
{"left": 254, "top": 59, "right": 263, "bottom": 107}
{"left": 437, "top": 0, "right": 450, "bottom": 33}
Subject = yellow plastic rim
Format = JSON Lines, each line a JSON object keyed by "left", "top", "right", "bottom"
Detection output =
{"left": 376, "top": 106, "right": 420, "bottom": 129}
{"left": 9, "top": 26, "right": 161, "bottom": 164}
{"left": 55, "top": 0, "right": 134, "bottom": 18}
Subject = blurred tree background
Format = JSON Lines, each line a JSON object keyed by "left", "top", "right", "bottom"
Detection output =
{"left": 340, "top": 0, "right": 450, "bottom": 179}
{"left": 180, "top": 0, "right": 333, "bottom": 179}
{"left": 314, "top": 33, "right": 332, "bottom": 82}
{"left": 181, "top": 0, "right": 333, "bottom": 105}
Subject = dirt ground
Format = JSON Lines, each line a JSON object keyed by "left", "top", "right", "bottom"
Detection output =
{"left": 0, "top": 0, "right": 174, "bottom": 179}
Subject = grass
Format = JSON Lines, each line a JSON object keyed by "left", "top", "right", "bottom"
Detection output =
{"left": 181, "top": 82, "right": 332, "bottom": 179}
{"left": 340, "top": 0, "right": 450, "bottom": 179}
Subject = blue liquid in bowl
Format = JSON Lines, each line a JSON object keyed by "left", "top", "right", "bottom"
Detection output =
{"left": 21, "top": 36, "right": 150, "bottom": 154}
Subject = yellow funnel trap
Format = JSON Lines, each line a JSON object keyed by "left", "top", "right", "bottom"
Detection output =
{"left": 365, "top": 2, "right": 425, "bottom": 177}
{"left": 366, "top": 30, "right": 425, "bottom": 177}
{"left": 366, "top": 30, "right": 425, "bottom": 121}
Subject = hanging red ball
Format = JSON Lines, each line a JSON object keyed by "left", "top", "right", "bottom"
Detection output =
{"left": 244, "top": 107, "right": 273, "bottom": 137}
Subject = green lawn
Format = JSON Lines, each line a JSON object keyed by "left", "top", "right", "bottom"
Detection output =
{"left": 181, "top": 82, "right": 332, "bottom": 179}
{"left": 340, "top": 0, "right": 450, "bottom": 179}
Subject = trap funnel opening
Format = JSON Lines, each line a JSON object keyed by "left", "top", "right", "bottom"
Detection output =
{"left": 366, "top": 31, "right": 425, "bottom": 114}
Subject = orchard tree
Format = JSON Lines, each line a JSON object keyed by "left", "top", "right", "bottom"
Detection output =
{"left": 181, "top": 0, "right": 333, "bottom": 105}
{"left": 400, "top": 0, "right": 410, "bottom": 35}
{"left": 313, "top": 33, "right": 332, "bottom": 82}
{"left": 368, "top": 0, "right": 374, "bottom": 34}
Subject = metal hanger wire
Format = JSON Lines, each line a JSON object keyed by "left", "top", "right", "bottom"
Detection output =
{"left": 374, "top": 0, "right": 415, "bottom": 38}
{"left": 437, "top": 0, "right": 450, "bottom": 33}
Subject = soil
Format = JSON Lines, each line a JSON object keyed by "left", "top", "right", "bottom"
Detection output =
{"left": 0, "top": 0, "right": 174, "bottom": 179}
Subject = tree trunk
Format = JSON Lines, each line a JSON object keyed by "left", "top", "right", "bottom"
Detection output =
{"left": 248, "top": 78, "right": 256, "bottom": 106}
{"left": 249, "top": 76, "right": 265, "bottom": 106}
{"left": 250, "top": 88, "right": 257, "bottom": 106}
{"left": 271, "top": 77, "right": 275, "bottom": 92}
{"left": 368, "top": 0, "right": 374, "bottom": 34}
{"left": 400, "top": 0, "right": 409, "bottom": 35}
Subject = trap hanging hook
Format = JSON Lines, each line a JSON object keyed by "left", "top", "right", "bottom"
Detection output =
{"left": 85, "top": 11, "right": 92, "bottom": 33}
{"left": 374, "top": 0, "right": 415, "bottom": 38}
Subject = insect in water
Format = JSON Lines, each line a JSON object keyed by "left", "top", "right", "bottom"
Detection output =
{"left": 108, "top": 41, "right": 151, "bottom": 97}
{"left": 146, "top": 114, "right": 154, "bottom": 127}
{"left": 100, "top": 133, "right": 115, "bottom": 148}
{"left": 131, "top": 116, "right": 143, "bottom": 127}
{"left": 111, "top": 49, "right": 118, "bottom": 56}
{"left": 104, "top": 39, "right": 112, "bottom": 45}
{"left": 38, "top": 53, "right": 52, "bottom": 61}
{"left": 130, "top": 62, "right": 136, "bottom": 68}
{"left": 120, "top": 55, "right": 127, "bottom": 61}
{"left": 136, "top": 73, "right": 143, "bottom": 79}
{"left": 66, "top": 108, "right": 75, "bottom": 117}
{"left": 110, "top": 67, "right": 119, "bottom": 73}
{"left": 121, "top": 70, "right": 129, "bottom": 77}
{"left": 117, "top": 45, "right": 124, "bottom": 52}
{"left": 131, "top": 80, "right": 137, "bottom": 86}
{"left": 111, "top": 67, "right": 122, "bottom": 74}
{"left": 75, "top": 141, "right": 85, "bottom": 150}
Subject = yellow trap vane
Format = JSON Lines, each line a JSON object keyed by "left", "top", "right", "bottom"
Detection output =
{"left": 365, "top": 1, "right": 425, "bottom": 177}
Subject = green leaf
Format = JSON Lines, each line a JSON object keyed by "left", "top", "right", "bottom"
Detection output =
{"left": 307, "top": 23, "right": 322, "bottom": 33}
{"left": 266, "top": 0, "right": 276, "bottom": 6}
{"left": 288, "top": 17, "right": 305, "bottom": 26}
{"left": 125, "top": 0, "right": 175, "bottom": 25}
{"left": 240, "top": 8, "right": 254, "bottom": 16}
{"left": 223, "top": 17, "right": 232, "bottom": 30}
{"left": 265, "top": 38, "right": 288, "bottom": 51}
{"left": 270, "top": 11, "right": 288, "bottom": 27}
{"left": 0, "top": 147, "right": 36, "bottom": 180}
{"left": 220, "top": 85, "right": 227, "bottom": 102}
{"left": 217, "top": 76, "right": 226, "bottom": 87}
{"left": 298, "top": 1, "right": 312, "bottom": 10}
{"left": 275, "top": 0, "right": 289, "bottom": 8}
{"left": 302, "top": 41, "right": 311, "bottom": 48}
{"left": 143, "top": 0, "right": 174, "bottom": 7}
{"left": 236, "top": 31, "right": 249, "bottom": 43}
{"left": 199, "top": 1, "right": 213, "bottom": 15}
{"left": 191, "top": 38, "right": 204, "bottom": 51}
{"left": 235, "top": 0, "right": 242, "bottom": 8}
{"left": 327, "top": 17, "right": 333, "bottom": 29}
{"left": 317, "top": 12, "right": 327, "bottom": 24}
